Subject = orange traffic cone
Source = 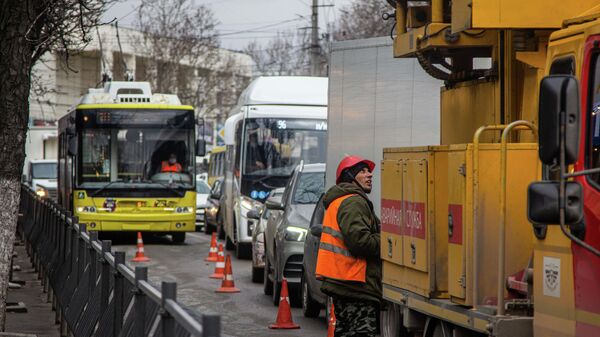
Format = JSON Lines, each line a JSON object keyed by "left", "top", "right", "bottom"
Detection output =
{"left": 268, "top": 279, "right": 300, "bottom": 329}
{"left": 215, "top": 255, "right": 240, "bottom": 293}
{"left": 327, "top": 302, "right": 336, "bottom": 337}
{"left": 131, "top": 232, "right": 150, "bottom": 262}
{"left": 209, "top": 244, "right": 225, "bottom": 279}
{"left": 205, "top": 232, "right": 218, "bottom": 262}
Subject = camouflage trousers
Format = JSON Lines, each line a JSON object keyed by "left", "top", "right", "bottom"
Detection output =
{"left": 333, "top": 298, "right": 379, "bottom": 337}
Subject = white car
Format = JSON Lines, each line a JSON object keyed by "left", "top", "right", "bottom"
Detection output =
{"left": 195, "top": 180, "right": 212, "bottom": 231}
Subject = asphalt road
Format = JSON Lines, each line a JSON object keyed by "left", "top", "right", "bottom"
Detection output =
{"left": 112, "top": 231, "right": 328, "bottom": 337}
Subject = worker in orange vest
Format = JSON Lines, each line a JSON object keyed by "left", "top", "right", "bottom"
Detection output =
{"left": 161, "top": 153, "right": 182, "bottom": 173}
{"left": 316, "top": 155, "right": 381, "bottom": 337}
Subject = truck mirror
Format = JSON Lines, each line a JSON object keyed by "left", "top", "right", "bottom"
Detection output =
{"left": 196, "top": 139, "right": 206, "bottom": 157}
{"left": 538, "top": 75, "right": 580, "bottom": 165}
{"left": 247, "top": 209, "right": 261, "bottom": 220}
{"left": 68, "top": 137, "right": 77, "bottom": 156}
{"left": 527, "top": 181, "right": 583, "bottom": 225}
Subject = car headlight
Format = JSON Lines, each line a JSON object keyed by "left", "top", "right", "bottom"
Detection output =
{"left": 35, "top": 187, "right": 48, "bottom": 198}
{"left": 284, "top": 226, "right": 308, "bottom": 242}
{"left": 241, "top": 198, "right": 254, "bottom": 210}
{"left": 207, "top": 207, "right": 218, "bottom": 216}
{"left": 77, "top": 206, "right": 97, "bottom": 213}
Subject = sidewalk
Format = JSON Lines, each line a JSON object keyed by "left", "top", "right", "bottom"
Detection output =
{"left": 4, "top": 241, "right": 60, "bottom": 337}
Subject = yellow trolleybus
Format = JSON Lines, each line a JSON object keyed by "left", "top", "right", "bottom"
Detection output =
{"left": 57, "top": 81, "right": 203, "bottom": 243}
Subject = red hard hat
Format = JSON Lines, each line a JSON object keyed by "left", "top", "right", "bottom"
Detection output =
{"left": 336, "top": 155, "right": 375, "bottom": 184}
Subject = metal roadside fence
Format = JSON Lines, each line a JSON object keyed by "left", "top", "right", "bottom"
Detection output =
{"left": 17, "top": 185, "right": 221, "bottom": 337}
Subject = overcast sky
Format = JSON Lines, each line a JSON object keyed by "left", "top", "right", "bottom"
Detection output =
{"left": 104, "top": 0, "right": 354, "bottom": 51}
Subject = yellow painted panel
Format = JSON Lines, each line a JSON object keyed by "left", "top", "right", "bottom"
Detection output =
{"left": 381, "top": 160, "right": 403, "bottom": 266}
{"left": 447, "top": 150, "right": 466, "bottom": 300}
{"left": 440, "top": 81, "right": 500, "bottom": 145}
{"left": 402, "top": 160, "right": 428, "bottom": 272}
{"left": 432, "top": 150, "right": 449, "bottom": 295}
{"left": 452, "top": 0, "right": 600, "bottom": 30}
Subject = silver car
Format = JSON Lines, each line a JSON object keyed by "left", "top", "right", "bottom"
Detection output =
{"left": 262, "top": 163, "right": 325, "bottom": 306}
{"left": 249, "top": 187, "right": 285, "bottom": 283}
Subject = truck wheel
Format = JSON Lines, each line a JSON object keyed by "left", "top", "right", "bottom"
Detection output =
{"left": 424, "top": 319, "right": 451, "bottom": 337}
{"left": 301, "top": 273, "right": 321, "bottom": 317}
{"left": 381, "top": 302, "right": 406, "bottom": 337}
{"left": 171, "top": 232, "right": 186, "bottom": 244}
{"left": 263, "top": 254, "right": 273, "bottom": 295}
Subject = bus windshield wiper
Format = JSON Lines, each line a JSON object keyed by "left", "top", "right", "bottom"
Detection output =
{"left": 90, "top": 179, "right": 124, "bottom": 197}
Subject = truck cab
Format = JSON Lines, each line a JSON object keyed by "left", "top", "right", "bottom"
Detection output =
{"left": 25, "top": 159, "right": 58, "bottom": 199}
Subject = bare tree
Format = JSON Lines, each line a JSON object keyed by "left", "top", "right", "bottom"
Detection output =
{"left": 0, "top": 0, "right": 112, "bottom": 328}
{"left": 244, "top": 30, "right": 312, "bottom": 76}
{"left": 134, "top": 0, "right": 221, "bottom": 109}
{"left": 333, "top": 1, "right": 392, "bottom": 41}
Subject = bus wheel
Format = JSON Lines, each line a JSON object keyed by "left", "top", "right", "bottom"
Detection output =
{"left": 171, "top": 232, "right": 186, "bottom": 244}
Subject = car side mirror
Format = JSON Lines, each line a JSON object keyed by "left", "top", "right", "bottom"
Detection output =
{"left": 310, "top": 225, "right": 323, "bottom": 237}
{"left": 528, "top": 181, "right": 583, "bottom": 225}
{"left": 247, "top": 209, "right": 261, "bottom": 220}
{"left": 196, "top": 139, "right": 206, "bottom": 157}
{"left": 538, "top": 75, "right": 580, "bottom": 165}
{"left": 265, "top": 199, "right": 284, "bottom": 210}
{"left": 68, "top": 137, "right": 77, "bottom": 156}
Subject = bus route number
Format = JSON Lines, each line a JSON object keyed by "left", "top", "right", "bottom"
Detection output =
{"left": 277, "top": 120, "right": 287, "bottom": 129}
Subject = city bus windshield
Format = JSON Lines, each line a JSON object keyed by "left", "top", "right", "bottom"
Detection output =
{"left": 78, "top": 127, "right": 195, "bottom": 189}
{"left": 242, "top": 118, "right": 327, "bottom": 176}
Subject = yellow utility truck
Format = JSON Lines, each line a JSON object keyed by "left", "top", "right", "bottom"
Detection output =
{"left": 379, "top": 1, "right": 600, "bottom": 336}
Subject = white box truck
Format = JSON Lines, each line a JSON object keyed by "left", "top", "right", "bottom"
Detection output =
{"left": 326, "top": 37, "right": 442, "bottom": 213}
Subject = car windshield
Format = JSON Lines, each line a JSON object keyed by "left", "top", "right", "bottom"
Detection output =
{"left": 243, "top": 118, "right": 327, "bottom": 176}
{"left": 293, "top": 172, "right": 325, "bottom": 204}
{"left": 196, "top": 181, "right": 211, "bottom": 194}
{"left": 32, "top": 163, "right": 57, "bottom": 179}
{"left": 78, "top": 127, "right": 195, "bottom": 188}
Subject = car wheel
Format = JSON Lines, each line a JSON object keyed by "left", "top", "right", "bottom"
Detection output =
{"left": 236, "top": 242, "right": 251, "bottom": 259}
{"left": 301, "top": 273, "right": 321, "bottom": 317}
{"left": 171, "top": 232, "right": 185, "bottom": 244}
{"left": 252, "top": 266, "right": 263, "bottom": 283}
{"left": 203, "top": 220, "right": 214, "bottom": 234}
{"left": 272, "top": 279, "right": 281, "bottom": 306}
{"left": 217, "top": 213, "right": 225, "bottom": 240}
{"left": 263, "top": 254, "right": 273, "bottom": 295}
{"left": 225, "top": 235, "right": 235, "bottom": 250}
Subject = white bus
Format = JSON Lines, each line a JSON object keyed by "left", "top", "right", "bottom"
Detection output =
{"left": 222, "top": 76, "right": 328, "bottom": 258}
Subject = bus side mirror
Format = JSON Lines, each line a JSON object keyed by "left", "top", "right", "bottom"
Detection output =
{"left": 528, "top": 181, "right": 583, "bottom": 225}
{"left": 68, "top": 137, "right": 77, "bottom": 156}
{"left": 538, "top": 75, "right": 580, "bottom": 165}
{"left": 196, "top": 139, "right": 206, "bottom": 157}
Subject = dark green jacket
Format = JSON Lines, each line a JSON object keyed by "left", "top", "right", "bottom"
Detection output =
{"left": 320, "top": 182, "right": 382, "bottom": 303}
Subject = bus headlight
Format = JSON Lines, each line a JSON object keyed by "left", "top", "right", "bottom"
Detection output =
{"left": 284, "top": 226, "right": 308, "bottom": 242}
{"left": 35, "top": 187, "right": 48, "bottom": 198}
{"left": 207, "top": 207, "right": 218, "bottom": 217}
{"left": 241, "top": 199, "right": 254, "bottom": 211}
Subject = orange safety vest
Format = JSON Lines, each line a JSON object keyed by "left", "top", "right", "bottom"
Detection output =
{"left": 161, "top": 161, "right": 182, "bottom": 173}
{"left": 315, "top": 194, "right": 367, "bottom": 283}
